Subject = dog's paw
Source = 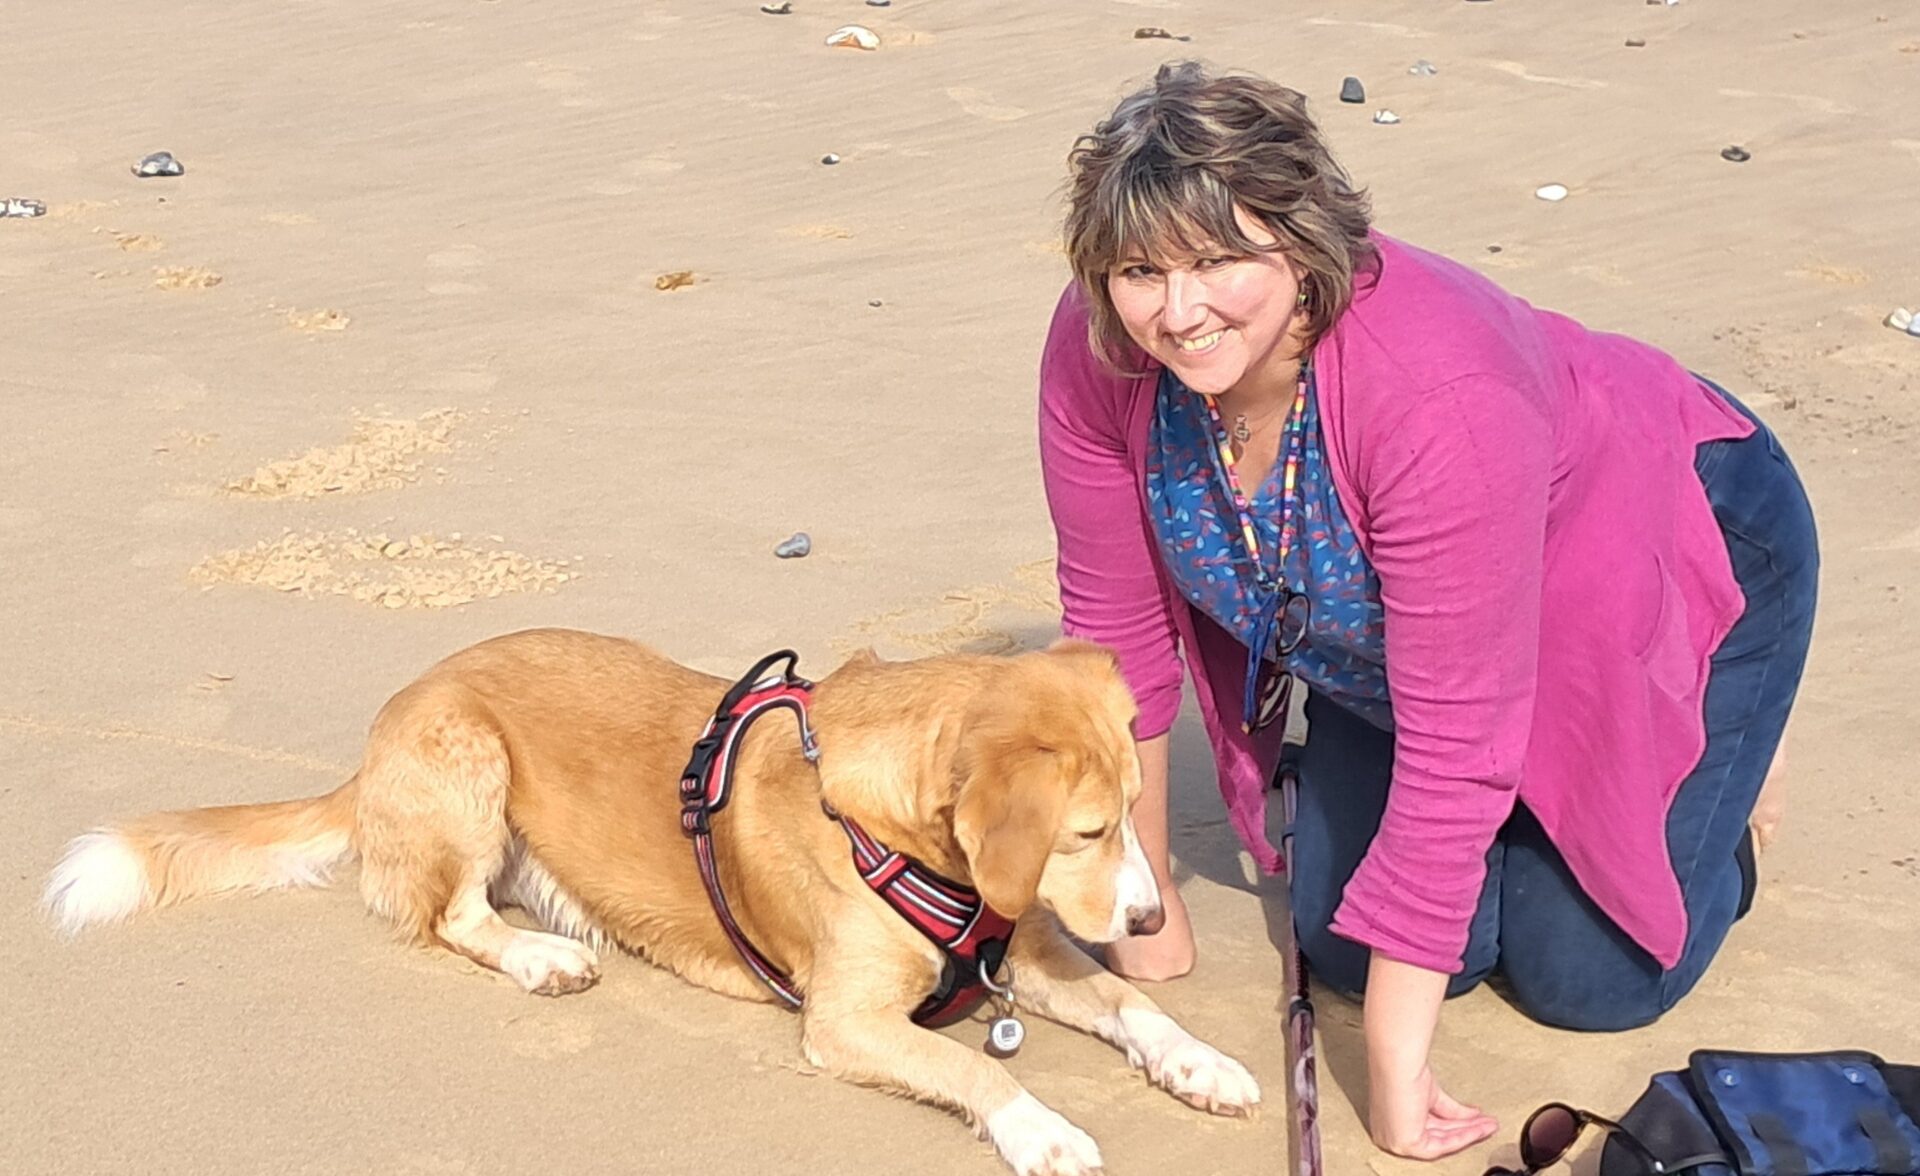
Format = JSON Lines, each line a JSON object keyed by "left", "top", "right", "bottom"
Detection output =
{"left": 500, "top": 932, "right": 601, "bottom": 996}
{"left": 986, "top": 1092, "right": 1104, "bottom": 1176}
{"left": 1146, "top": 1035, "right": 1262, "bottom": 1117}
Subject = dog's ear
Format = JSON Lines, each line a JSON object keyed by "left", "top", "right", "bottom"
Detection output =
{"left": 951, "top": 738, "right": 1069, "bottom": 921}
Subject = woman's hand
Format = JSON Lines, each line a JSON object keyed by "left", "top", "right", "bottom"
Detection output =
{"left": 1364, "top": 953, "right": 1499, "bottom": 1160}
{"left": 1368, "top": 1062, "right": 1500, "bottom": 1160}
{"left": 1105, "top": 884, "right": 1195, "bottom": 980}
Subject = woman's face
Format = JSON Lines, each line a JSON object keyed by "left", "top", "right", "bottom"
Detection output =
{"left": 1106, "top": 206, "right": 1306, "bottom": 398}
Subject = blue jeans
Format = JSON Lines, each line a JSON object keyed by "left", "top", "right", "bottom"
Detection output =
{"left": 1285, "top": 382, "right": 1819, "bottom": 1031}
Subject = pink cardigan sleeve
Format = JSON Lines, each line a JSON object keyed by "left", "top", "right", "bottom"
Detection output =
{"left": 1036, "top": 289, "right": 1186, "bottom": 738}
{"left": 1328, "top": 373, "right": 1553, "bottom": 973}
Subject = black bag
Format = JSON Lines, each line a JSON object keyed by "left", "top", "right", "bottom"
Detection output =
{"left": 1601, "top": 1051, "right": 1920, "bottom": 1175}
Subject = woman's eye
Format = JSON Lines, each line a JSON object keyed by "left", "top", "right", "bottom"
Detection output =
{"left": 1196, "top": 255, "right": 1233, "bottom": 270}
{"left": 1120, "top": 264, "right": 1156, "bottom": 280}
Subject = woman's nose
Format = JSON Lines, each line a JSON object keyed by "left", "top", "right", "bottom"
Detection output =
{"left": 1162, "top": 269, "right": 1208, "bottom": 331}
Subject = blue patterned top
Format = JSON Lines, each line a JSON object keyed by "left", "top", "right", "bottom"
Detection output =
{"left": 1146, "top": 367, "right": 1394, "bottom": 730}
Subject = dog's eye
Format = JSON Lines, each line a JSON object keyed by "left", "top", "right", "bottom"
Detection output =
{"left": 1074, "top": 826, "right": 1109, "bottom": 842}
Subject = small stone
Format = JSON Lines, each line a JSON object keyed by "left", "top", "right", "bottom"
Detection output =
{"left": 1886, "top": 307, "right": 1914, "bottom": 331}
{"left": 1373, "top": 109, "right": 1401, "bottom": 125}
{"left": 1534, "top": 183, "right": 1570, "bottom": 202}
{"left": 1339, "top": 77, "right": 1365, "bottom": 104}
{"left": 381, "top": 539, "right": 410, "bottom": 557}
{"left": 133, "top": 151, "right": 184, "bottom": 178}
{"left": 1409, "top": 60, "right": 1438, "bottom": 76}
{"left": 774, "top": 532, "right": 812, "bottom": 559}
{"left": 1625, "top": 37, "right": 1647, "bottom": 46}
{"left": 758, "top": 1, "right": 791, "bottom": 12}
{"left": 1721, "top": 145, "right": 1752, "bottom": 163}
{"left": 1133, "top": 27, "right": 1191, "bottom": 42}
{"left": 655, "top": 270, "right": 697, "bottom": 291}
{"left": 868, "top": 299, "right": 883, "bottom": 307}
{"left": 1, "top": 197, "right": 46, "bottom": 218}
{"left": 821, "top": 153, "right": 841, "bottom": 165}
{"left": 866, "top": 0, "right": 890, "bottom": 6}
{"left": 1487, "top": 244, "right": 1504, "bottom": 254}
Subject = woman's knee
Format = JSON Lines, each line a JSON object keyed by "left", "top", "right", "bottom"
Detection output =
{"left": 1502, "top": 956, "right": 1701, "bottom": 1032}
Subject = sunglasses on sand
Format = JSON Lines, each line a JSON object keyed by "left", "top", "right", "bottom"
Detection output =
{"left": 1484, "top": 1102, "right": 1721, "bottom": 1175}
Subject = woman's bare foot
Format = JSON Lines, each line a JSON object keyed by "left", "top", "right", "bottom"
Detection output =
{"left": 1751, "top": 741, "right": 1788, "bottom": 852}
{"left": 1104, "top": 886, "right": 1195, "bottom": 981}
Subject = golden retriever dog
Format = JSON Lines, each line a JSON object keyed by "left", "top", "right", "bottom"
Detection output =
{"left": 44, "top": 628, "right": 1259, "bottom": 1175}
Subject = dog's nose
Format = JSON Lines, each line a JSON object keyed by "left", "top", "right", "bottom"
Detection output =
{"left": 1126, "top": 905, "right": 1166, "bottom": 937}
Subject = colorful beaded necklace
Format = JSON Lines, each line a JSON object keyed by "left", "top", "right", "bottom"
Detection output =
{"left": 1196, "top": 359, "right": 1313, "bottom": 731}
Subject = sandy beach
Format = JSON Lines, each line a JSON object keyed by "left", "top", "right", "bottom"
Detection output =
{"left": 5, "top": 1, "right": 1919, "bottom": 1172}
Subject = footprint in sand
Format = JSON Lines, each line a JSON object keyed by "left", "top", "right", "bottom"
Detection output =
{"left": 946, "top": 87, "right": 1028, "bottom": 122}
{"left": 191, "top": 528, "right": 575, "bottom": 610}
{"left": 153, "top": 266, "right": 223, "bottom": 290}
{"left": 223, "top": 409, "right": 461, "bottom": 499}
{"left": 285, "top": 307, "right": 351, "bottom": 332}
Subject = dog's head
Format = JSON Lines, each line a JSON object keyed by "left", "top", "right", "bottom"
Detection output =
{"left": 951, "top": 639, "right": 1162, "bottom": 943}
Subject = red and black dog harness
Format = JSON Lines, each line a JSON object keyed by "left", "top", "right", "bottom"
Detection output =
{"left": 678, "top": 650, "right": 1015, "bottom": 1027}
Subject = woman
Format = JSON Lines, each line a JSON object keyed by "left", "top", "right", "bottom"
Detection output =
{"left": 1038, "top": 62, "right": 1818, "bottom": 1161}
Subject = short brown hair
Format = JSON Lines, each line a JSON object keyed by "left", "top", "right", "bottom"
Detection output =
{"left": 1063, "top": 61, "right": 1378, "bottom": 366}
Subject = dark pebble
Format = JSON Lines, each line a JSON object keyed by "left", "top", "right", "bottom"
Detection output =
{"left": 1721, "top": 145, "right": 1752, "bottom": 163}
{"left": 1339, "top": 77, "right": 1365, "bottom": 104}
{"left": 775, "top": 533, "right": 812, "bottom": 559}
{"left": 1487, "top": 244, "right": 1503, "bottom": 254}
{"left": 1625, "top": 37, "right": 1647, "bottom": 47}
{"left": 821, "top": 153, "right": 841, "bottom": 165}
{"left": 868, "top": 299, "right": 883, "bottom": 307}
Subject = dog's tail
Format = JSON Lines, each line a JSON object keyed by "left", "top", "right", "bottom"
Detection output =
{"left": 42, "top": 777, "right": 360, "bottom": 937}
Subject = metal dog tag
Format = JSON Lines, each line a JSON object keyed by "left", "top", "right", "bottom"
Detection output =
{"left": 985, "top": 1015, "right": 1026, "bottom": 1058}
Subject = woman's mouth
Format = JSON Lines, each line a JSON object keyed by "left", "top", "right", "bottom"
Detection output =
{"left": 1174, "top": 329, "right": 1227, "bottom": 354}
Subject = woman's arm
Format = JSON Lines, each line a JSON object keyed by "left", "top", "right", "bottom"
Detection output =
{"left": 1334, "top": 373, "right": 1554, "bottom": 1158}
{"left": 1037, "top": 290, "right": 1185, "bottom": 736}
{"left": 1365, "top": 956, "right": 1498, "bottom": 1158}
{"left": 1037, "top": 289, "right": 1197, "bottom": 977}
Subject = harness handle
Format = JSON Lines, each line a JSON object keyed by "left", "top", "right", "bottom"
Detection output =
{"left": 719, "top": 648, "right": 808, "bottom": 715}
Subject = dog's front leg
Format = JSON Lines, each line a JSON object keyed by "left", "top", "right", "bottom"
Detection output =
{"left": 1008, "top": 916, "right": 1261, "bottom": 1117}
{"left": 803, "top": 999, "right": 1103, "bottom": 1176}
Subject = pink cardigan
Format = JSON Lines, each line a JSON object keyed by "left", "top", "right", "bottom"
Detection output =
{"left": 1038, "top": 233, "right": 1755, "bottom": 973}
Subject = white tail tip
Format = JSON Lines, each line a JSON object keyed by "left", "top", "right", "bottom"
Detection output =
{"left": 43, "top": 831, "right": 150, "bottom": 936}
